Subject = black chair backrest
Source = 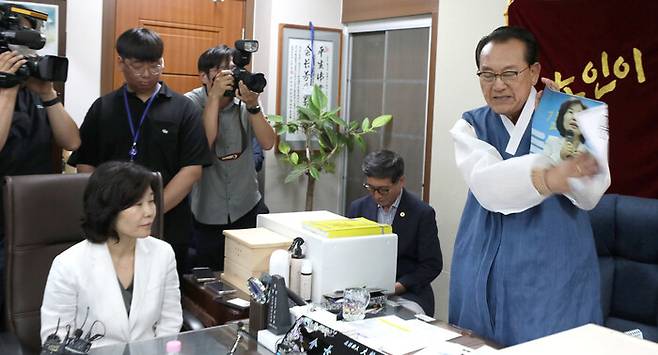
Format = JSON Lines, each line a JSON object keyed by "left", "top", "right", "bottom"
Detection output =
{"left": 3, "top": 172, "right": 163, "bottom": 351}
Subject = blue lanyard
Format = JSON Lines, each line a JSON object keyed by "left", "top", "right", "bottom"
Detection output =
{"left": 309, "top": 21, "right": 315, "bottom": 85}
{"left": 123, "top": 83, "right": 160, "bottom": 161}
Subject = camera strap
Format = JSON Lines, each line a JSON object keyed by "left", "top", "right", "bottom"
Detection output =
{"left": 217, "top": 101, "right": 249, "bottom": 161}
{"left": 0, "top": 72, "right": 24, "bottom": 88}
{"left": 123, "top": 83, "right": 161, "bottom": 162}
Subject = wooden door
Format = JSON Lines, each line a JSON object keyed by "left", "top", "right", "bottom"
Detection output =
{"left": 112, "top": 0, "right": 246, "bottom": 94}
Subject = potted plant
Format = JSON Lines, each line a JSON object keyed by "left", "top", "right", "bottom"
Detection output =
{"left": 268, "top": 85, "right": 392, "bottom": 210}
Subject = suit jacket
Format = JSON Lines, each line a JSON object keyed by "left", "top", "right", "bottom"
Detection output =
{"left": 40, "top": 237, "right": 182, "bottom": 348}
{"left": 348, "top": 189, "right": 442, "bottom": 315}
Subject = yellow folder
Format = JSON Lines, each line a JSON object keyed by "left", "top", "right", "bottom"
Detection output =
{"left": 302, "top": 217, "right": 392, "bottom": 238}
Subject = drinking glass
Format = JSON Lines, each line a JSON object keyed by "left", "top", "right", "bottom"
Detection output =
{"left": 342, "top": 287, "right": 370, "bottom": 321}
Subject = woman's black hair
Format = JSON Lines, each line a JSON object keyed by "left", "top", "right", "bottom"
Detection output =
{"left": 116, "top": 27, "right": 163, "bottom": 62}
{"left": 81, "top": 161, "right": 157, "bottom": 243}
{"left": 556, "top": 98, "right": 587, "bottom": 143}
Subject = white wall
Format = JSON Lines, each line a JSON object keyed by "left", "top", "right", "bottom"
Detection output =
{"left": 253, "top": 0, "right": 344, "bottom": 213}
{"left": 429, "top": 0, "right": 507, "bottom": 320}
{"left": 64, "top": 0, "right": 103, "bottom": 126}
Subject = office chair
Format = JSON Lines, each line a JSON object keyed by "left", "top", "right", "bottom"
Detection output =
{"left": 2, "top": 172, "right": 163, "bottom": 350}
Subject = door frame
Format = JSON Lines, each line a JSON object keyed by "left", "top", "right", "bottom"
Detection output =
{"left": 340, "top": 15, "right": 435, "bottom": 210}
{"left": 100, "top": 0, "right": 255, "bottom": 96}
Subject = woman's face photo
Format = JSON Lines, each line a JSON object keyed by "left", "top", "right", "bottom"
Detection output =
{"left": 562, "top": 103, "right": 584, "bottom": 136}
{"left": 114, "top": 187, "right": 156, "bottom": 240}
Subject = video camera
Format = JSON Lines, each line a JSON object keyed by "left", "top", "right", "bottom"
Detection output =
{"left": 225, "top": 39, "right": 267, "bottom": 97}
{"left": 0, "top": 4, "right": 68, "bottom": 88}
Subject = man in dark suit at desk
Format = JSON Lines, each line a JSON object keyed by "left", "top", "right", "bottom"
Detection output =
{"left": 347, "top": 150, "right": 443, "bottom": 316}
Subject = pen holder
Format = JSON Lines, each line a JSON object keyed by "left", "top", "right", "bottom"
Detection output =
{"left": 249, "top": 300, "right": 268, "bottom": 337}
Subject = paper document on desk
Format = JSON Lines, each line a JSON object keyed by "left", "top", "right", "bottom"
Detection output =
{"left": 344, "top": 315, "right": 460, "bottom": 354}
{"left": 415, "top": 343, "right": 499, "bottom": 355}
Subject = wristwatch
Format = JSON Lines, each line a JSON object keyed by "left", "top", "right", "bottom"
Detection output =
{"left": 246, "top": 104, "right": 261, "bottom": 114}
{"left": 42, "top": 96, "right": 60, "bottom": 107}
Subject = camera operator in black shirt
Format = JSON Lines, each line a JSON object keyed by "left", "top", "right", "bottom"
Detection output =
{"left": 0, "top": 6, "right": 80, "bottom": 330}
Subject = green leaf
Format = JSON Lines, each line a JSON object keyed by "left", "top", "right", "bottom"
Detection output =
{"left": 322, "top": 107, "right": 345, "bottom": 126}
{"left": 317, "top": 134, "right": 329, "bottom": 150}
{"left": 311, "top": 85, "right": 328, "bottom": 111}
{"left": 346, "top": 136, "right": 354, "bottom": 151}
{"left": 290, "top": 152, "right": 299, "bottom": 165}
{"left": 298, "top": 106, "right": 320, "bottom": 121}
{"left": 323, "top": 161, "right": 336, "bottom": 174}
{"left": 268, "top": 115, "right": 283, "bottom": 123}
{"left": 278, "top": 140, "right": 291, "bottom": 155}
{"left": 309, "top": 166, "right": 320, "bottom": 180}
{"left": 325, "top": 126, "right": 338, "bottom": 147}
{"left": 361, "top": 117, "right": 370, "bottom": 132}
{"left": 349, "top": 121, "right": 359, "bottom": 131}
{"left": 275, "top": 124, "right": 288, "bottom": 135}
{"left": 284, "top": 166, "right": 307, "bottom": 183}
{"left": 355, "top": 135, "right": 366, "bottom": 152}
{"left": 371, "top": 114, "right": 393, "bottom": 128}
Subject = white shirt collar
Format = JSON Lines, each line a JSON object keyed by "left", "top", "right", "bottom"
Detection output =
{"left": 378, "top": 188, "right": 403, "bottom": 211}
{"left": 503, "top": 87, "right": 537, "bottom": 155}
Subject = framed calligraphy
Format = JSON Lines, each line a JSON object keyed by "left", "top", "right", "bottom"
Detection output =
{"left": 276, "top": 23, "right": 342, "bottom": 147}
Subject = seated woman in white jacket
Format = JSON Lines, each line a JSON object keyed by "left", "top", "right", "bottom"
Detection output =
{"left": 40, "top": 161, "right": 182, "bottom": 348}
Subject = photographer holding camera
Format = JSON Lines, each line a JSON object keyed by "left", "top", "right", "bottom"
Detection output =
{"left": 185, "top": 43, "right": 275, "bottom": 271}
{"left": 0, "top": 4, "right": 79, "bottom": 330}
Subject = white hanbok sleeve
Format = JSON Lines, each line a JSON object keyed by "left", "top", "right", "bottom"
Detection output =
{"left": 563, "top": 163, "right": 611, "bottom": 210}
{"left": 451, "top": 118, "right": 549, "bottom": 214}
{"left": 451, "top": 118, "right": 610, "bottom": 214}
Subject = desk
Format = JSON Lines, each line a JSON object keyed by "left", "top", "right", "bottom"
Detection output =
{"left": 499, "top": 324, "right": 658, "bottom": 355}
{"left": 0, "top": 308, "right": 494, "bottom": 355}
{"left": 180, "top": 274, "right": 250, "bottom": 327}
{"left": 89, "top": 325, "right": 270, "bottom": 355}
{"left": 87, "top": 320, "right": 493, "bottom": 355}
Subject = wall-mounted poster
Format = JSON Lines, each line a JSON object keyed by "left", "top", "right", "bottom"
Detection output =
{"left": 277, "top": 24, "right": 342, "bottom": 146}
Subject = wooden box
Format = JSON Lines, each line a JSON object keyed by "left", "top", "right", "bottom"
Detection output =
{"left": 221, "top": 228, "right": 291, "bottom": 294}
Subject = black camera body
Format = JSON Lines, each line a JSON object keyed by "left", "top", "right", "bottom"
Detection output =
{"left": 225, "top": 39, "right": 266, "bottom": 97}
{"left": 0, "top": 4, "right": 68, "bottom": 88}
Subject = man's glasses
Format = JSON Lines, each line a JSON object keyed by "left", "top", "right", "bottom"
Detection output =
{"left": 476, "top": 66, "right": 529, "bottom": 84}
{"left": 362, "top": 183, "right": 392, "bottom": 195}
{"left": 122, "top": 58, "right": 163, "bottom": 77}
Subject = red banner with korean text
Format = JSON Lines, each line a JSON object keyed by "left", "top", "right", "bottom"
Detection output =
{"left": 508, "top": 0, "right": 658, "bottom": 198}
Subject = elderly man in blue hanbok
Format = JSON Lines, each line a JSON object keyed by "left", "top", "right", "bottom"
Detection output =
{"left": 448, "top": 26, "right": 610, "bottom": 346}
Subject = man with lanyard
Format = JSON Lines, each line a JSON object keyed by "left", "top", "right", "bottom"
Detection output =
{"left": 0, "top": 4, "right": 80, "bottom": 329}
{"left": 347, "top": 150, "right": 443, "bottom": 316}
{"left": 68, "top": 28, "right": 212, "bottom": 276}
{"left": 185, "top": 45, "right": 275, "bottom": 271}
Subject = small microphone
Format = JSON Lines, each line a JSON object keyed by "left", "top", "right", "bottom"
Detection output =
{"left": 565, "top": 130, "right": 575, "bottom": 143}
{"left": 0, "top": 29, "right": 45, "bottom": 49}
{"left": 41, "top": 318, "right": 64, "bottom": 355}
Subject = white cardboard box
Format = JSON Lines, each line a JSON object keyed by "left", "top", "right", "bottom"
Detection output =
{"left": 257, "top": 211, "right": 397, "bottom": 303}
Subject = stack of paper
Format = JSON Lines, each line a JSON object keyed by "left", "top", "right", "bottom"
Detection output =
{"left": 340, "top": 315, "right": 460, "bottom": 355}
